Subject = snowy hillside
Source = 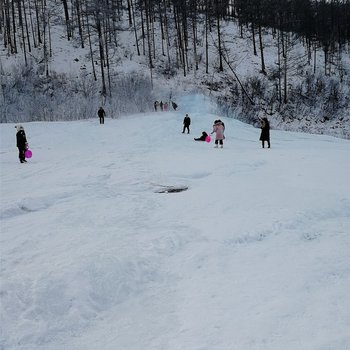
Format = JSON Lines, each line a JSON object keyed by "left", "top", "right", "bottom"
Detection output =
{"left": 1, "top": 1, "right": 350, "bottom": 139}
{"left": 1, "top": 95, "right": 350, "bottom": 350}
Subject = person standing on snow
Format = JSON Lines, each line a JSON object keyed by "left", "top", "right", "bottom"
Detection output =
{"left": 15, "top": 124, "right": 28, "bottom": 163}
{"left": 154, "top": 101, "right": 159, "bottom": 111}
{"left": 259, "top": 117, "right": 270, "bottom": 148}
{"left": 98, "top": 107, "right": 106, "bottom": 124}
{"left": 182, "top": 113, "right": 191, "bottom": 134}
{"left": 211, "top": 120, "right": 225, "bottom": 148}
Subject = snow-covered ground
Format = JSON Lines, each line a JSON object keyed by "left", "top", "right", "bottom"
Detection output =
{"left": 1, "top": 95, "right": 350, "bottom": 350}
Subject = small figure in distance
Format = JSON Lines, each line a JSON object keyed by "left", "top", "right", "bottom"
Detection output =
{"left": 172, "top": 101, "right": 178, "bottom": 111}
{"left": 98, "top": 107, "right": 106, "bottom": 124}
{"left": 15, "top": 124, "right": 28, "bottom": 163}
{"left": 164, "top": 102, "right": 168, "bottom": 111}
{"left": 259, "top": 117, "right": 271, "bottom": 148}
{"left": 159, "top": 101, "right": 164, "bottom": 111}
{"left": 194, "top": 131, "right": 208, "bottom": 141}
{"left": 154, "top": 100, "right": 159, "bottom": 111}
{"left": 182, "top": 113, "right": 191, "bottom": 134}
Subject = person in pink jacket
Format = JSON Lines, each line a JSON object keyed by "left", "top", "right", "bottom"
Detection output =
{"left": 211, "top": 120, "right": 225, "bottom": 148}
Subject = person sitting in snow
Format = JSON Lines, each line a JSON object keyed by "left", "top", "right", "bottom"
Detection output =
{"left": 211, "top": 120, "right": 225, "bottom": 148}
{"left": 194, "top": 131, "right": 208, "bottom": 141}
{"left": 15, "top": 124, "right": 28, "bottom": 163}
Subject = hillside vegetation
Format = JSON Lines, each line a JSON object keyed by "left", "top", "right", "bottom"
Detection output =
{"left": 1, "top": 0, "right": 350, "bottom": 138}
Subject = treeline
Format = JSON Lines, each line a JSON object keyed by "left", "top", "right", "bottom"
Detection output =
{"left": 1, "top": 0, "right": 349, "bottom": 82}
{"left": 235, "top": 0, "right": 350, "bottom": 76}
{"left": 0, "top": 0, "right": 350, "bottom": 133}
{"left": 0, "top": 61, "right": 154, "bottom": 122}
{"left": 235, "top": 0, "right": 350, "bottom": 46}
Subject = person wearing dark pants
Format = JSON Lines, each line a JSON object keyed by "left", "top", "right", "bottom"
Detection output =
{"left": 194, "top": 131, "right": 208, "bottom": 141}
{"left": 15, "top": 124, "right": 28, "bottom": 163}
{"left": 259, "top": 117, "right": 270, "bottom": 148}
{"left": 98, "top": 107, "right": 106, "bottom": 124}
{"left": 182, "top": 113, "right": 191, "bottom": 134}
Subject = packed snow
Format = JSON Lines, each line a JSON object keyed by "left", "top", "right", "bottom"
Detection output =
{"left": 1, "top": 95, "right": 350, "bottom": 350}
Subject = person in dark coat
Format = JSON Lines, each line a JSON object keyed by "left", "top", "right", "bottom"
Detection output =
{"left": 182, "top": 113, "right": 191, "bottom": 134}
{"left": 172, "top": 101, "right": 178, "bottom": 111}
{"left": 154, "top": 101, "right": 159, "bottom": 111}
{"left": 98, "top": 107, "right": 106, "bottom": 124}
{"left": 159, "top": 101, "right": 164, "bottom": 111}
{"left": 15, "top": 124, "right": 28, "bottom": 163}
{"left": 259, "top": 117, "right": 270, "bottom": 148}
{"left": 194, "top": 131, "right": 208, "bottom": 141}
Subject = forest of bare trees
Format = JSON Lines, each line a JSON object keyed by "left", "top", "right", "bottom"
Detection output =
{"left": 0, "top": 0, "right": 350, "bottom": 137}
{"left": 1, "top": 0, "right": 349, "bottom": 89}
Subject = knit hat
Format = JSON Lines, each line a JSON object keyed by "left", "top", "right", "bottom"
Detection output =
{"left": 15, "top": 124, "right": 24, "bottom": 132}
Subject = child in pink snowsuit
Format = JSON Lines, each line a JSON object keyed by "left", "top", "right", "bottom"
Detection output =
{"left": 211, "top": 120, "right": 225, "bottom": 148}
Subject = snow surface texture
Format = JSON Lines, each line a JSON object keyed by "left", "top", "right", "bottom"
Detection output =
{"left": 1, "top": 95, "right": 350, "bottom": 350}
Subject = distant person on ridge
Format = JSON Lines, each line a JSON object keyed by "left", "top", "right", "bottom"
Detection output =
{"left": 172, "top": 101, "right": 178, "bottom": 111}
{"left": 98, "top": 107, "right": 106, "bottom": 124}
{"left": 211, "top": 120, "right": 225, "bottom": 148}
{"left": 194, "top": 131, "right": 208, "bottom": 141}
{"left": 259, "top": 117, "right": 270, "bottom": 148}
{"left": 154, "top": 101, "right": 159, "bottom": 111}
{"left": 159, "top": 101, "right": 164, "bottom": 111}
{"left": 15, "top": 124, "right": 28, "bottom": 163}
{"left": 164, "top": 102, "right": 168, "bottom": 111}
{"left": 182, "top": 113, "right": 191, "bottom": 134}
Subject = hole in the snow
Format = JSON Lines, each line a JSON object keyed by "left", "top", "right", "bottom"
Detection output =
{"left": 156, "top": 186, "right": 189, "bottom": 193}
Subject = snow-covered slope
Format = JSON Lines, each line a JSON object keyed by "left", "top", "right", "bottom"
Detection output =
{"left": 1, "top": 95, "right": 350, "bottom": 350}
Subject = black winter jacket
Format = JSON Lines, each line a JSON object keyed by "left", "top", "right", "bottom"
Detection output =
{"left": 16, "top": 130, "right": 27, "bottom": 149}
{"left": 183, "top": 116, "right": 191, "bottom": 126}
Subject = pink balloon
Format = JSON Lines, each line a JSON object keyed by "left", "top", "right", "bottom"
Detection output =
{"left": 205, "top": 135, "right": 211, "bottom": 143}
{"left": 25, "top": 149, "right": 32, "bottom": 158}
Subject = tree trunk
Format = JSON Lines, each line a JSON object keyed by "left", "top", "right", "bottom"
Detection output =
{"left": 130, "top": 0, "right": 140, "bottom": 56}
{"left": 205, "top": 0, "right": 209, "bottom": 74}
{"left": 11, "top": 0, "right": 17, "bottom": 53}
{"left": 251, "top": 22, "right": 257, "bottom": 56}
{"left": 17, "top": 0, "right": 27, "bottom": 64}
{"left": 61, "top": 0, "right": 71, "bottom": 40}
{"left": 96, "top": 13, "right": 107, "bottom": 96}
{"left": 258, "top": 21, "right": 266, "bottom": 74}
{"left": 86, "top": 12, "right": 97, "bottom": 81}
{"left": 22, "top": 0, "right": 32, "bottom": 52}
{"left": 27, "top": 0, "right": 37, "bottom": 48}
{"left": 75, "top": 0, "right": 84, "bottom": 48}
{"left": 216, "top": 1, "right": 223, "bottom": 72}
